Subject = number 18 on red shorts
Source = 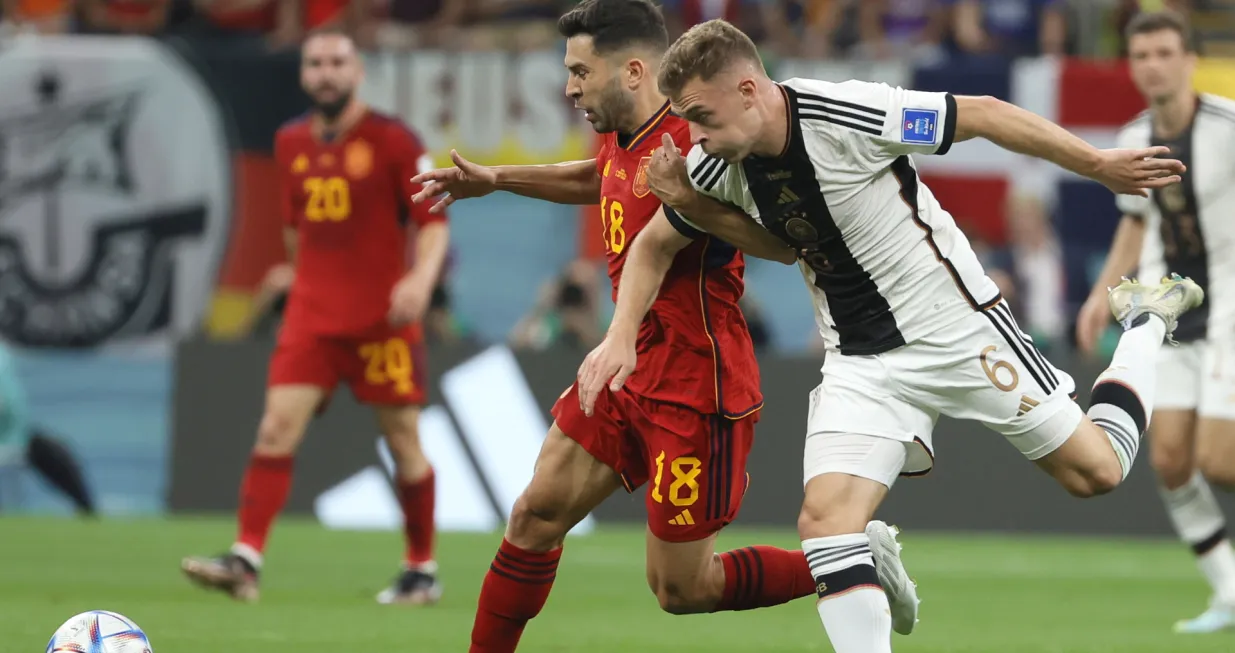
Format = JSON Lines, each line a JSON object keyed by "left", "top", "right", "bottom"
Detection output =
{"left": 552, "top": 383, "right": 757, "bottom": 542}
{"left": 268, "top": 323, "right": 428, "bottom": 406}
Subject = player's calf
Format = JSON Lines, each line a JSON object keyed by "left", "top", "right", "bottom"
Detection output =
{"left": 1047, "top": 275, "right": 1206, "bottom": 497}
{"left": 469, "top": 424, "right": 620, "bottom": 653}
{"left": 375, "top": 406, "right": 440, "bottom": 605}
{"left": 645, "top": 536, "right": 727, "bottom": 614}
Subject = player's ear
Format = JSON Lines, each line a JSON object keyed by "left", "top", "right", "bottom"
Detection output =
{"left": 737, "top": 77, "right": 758, "bottom": 108}
{"left": 625, "top": 58, "right": 646, "bottom": 90}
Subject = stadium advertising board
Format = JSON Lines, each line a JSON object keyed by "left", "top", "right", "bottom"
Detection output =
{"left": 170, "top": 339, "right": 1235, "bottom": 537}
{"left": 0, "top": 37, "right": 231, "bottom": 349}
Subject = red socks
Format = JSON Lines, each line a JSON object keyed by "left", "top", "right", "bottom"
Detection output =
{"left": 468, "top": 539, "right": 562, "bottom": 653}
{"left": 235, "top": 453, "right": 295, "bottom": 554}
{"left": 714, "top": 546, "right": 814, "bottom": 611}
{"left": 396, "top": 470, "right": 436, "bottom": 566}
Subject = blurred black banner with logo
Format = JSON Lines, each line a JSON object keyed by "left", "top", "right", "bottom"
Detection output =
{"left": 170, "top": 339, "right": 1235, "bottom": 537}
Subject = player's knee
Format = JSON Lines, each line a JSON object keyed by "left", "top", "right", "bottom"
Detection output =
{"left": 1198, "top": 457, "right": 1235, "bottom": 490}
{"left": 1066, "top": 461, "right": 1123, "bottom": 498}
{"left": 254, "top": 411, "right": 303, "bottom": 455}
{"left": 797, "top": 486, "right": 869, "bottom": 539}
{"left": 1149, "top": 442, "right": 1194, "bottom": 489}
{"left": 506, "top": 492, "right": 572, "bottom": 551}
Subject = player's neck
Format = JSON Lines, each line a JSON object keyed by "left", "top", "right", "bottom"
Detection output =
{"left": 312, "top": 100, "right": 368, "bottom": 142}
{"left": 621, "top": 92, "right": 670, "bottom": 136}
{"left": 1150, "top": 90, "right": 1197, "bottom": 140}
{"left": 750, "top": 82, "right": 790, "bottom": 158}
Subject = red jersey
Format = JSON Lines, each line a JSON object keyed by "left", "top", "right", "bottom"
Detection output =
{"left": 598, "top": 104, "right": 762, "bottom": 418}
{"left": 275, "top": 110, "right": 444, "bottom": 336}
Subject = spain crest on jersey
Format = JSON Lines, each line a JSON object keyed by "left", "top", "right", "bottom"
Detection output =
{"left": 633, "top": 154, "right": 653, "bottom": 198}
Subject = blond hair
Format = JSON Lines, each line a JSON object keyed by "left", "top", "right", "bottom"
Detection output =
{"left": 658, "top": 20, "right": 764, "bottom": 98}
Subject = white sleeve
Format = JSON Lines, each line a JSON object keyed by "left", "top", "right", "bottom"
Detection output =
{"left": 791, "top": 79, "right": 956, "bottom": 170}
{"left": 665, "top": 145, "right": 740, "bottom": 237}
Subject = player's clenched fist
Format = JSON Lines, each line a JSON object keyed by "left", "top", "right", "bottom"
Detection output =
{"left": 409, "top": 149, "right": 498, "bottom": 214}
{"left": 647, "top": 132, "right": 695, "bottom": 208}
{"left": 576, "top": 334, "right": 638, "bottom": 417}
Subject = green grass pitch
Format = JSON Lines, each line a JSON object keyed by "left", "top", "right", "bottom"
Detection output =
{"left": 4, "top": 516, "right": 1233, "bottom": 652}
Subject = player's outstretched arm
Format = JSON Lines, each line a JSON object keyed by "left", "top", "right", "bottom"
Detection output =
{"left": 410, "top": 150, "right": 601, "bottom": 213}
{"left": 953, "top": 95, "right": 1184, "bottom": 197}
{"left": 576, "top": 209, "right": 688, "bottom": 416}
{"left": 1076, "top": 215, "right": 1145, "bottom": 354}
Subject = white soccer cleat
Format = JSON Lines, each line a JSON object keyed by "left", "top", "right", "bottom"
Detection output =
{"left": 1107, "top": 273, "right": 1204, "bottom": 345}
{"left": 866, "top": 520, "right": 919, "bottom": 635}
{"left": 1173, "top": 599, "right": 1235, "bottom": 634}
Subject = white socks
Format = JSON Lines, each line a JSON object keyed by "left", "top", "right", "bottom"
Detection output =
{"left": 803, "top": 533, "right": 892, "bottom": 653}
{"left": 1161, "top": 472, "right": 1235, "bottom": 604}
{"left": 1088, "top": 315, "right": 1166, "bottom": 479}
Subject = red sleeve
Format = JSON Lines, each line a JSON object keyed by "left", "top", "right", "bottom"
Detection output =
{"left": 388, "top": 120, "right": 446, "bottom": 227}
{"left": 595, "top": 134, "right": 613, "bottom": 174}
{"left": 274, "top": 129, "right": 297, "bottom": 227}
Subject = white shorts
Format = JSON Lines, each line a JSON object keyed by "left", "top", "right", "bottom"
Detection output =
{"left": 1155, "top": 339, "right": 1235, "bottom": 420}
{"left": 804, "top": 303, "right": 1085, "bottom": 487}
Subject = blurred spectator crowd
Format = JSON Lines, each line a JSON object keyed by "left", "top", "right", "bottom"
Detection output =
{"left": 0, "top": 1, "right": 1219, "bottom": 59}
{"left": 1, "top": 0, "right": 1226, "bottom": 357}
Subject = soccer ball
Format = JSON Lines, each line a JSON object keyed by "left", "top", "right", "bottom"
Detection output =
{"left": 46, "top": 611, "right": 152, "bottom": 653}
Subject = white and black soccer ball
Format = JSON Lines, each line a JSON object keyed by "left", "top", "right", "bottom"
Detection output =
{"left": 46, "top": 611, "right": 152, "bottom": 653}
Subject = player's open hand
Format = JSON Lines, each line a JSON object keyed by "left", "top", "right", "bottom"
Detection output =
{"left": 1075, "top": 291, "right": 1112, "bottom": 357}
{"left": 388, "top": 275, "right": 431, "bottom": 326}
{"left": 1092, "top": 146, "right": 1185, "bottom": 197}
{"left": 409, "top": 150, "right": 498, "bottom": 214}
{"left": 576, "top": 334, "right": 638, "bottom": 417}
{"left": 647, "top": 132, "right": 695, "bottom": 209}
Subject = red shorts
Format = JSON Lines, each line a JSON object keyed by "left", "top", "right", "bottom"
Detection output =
{"left": 268, "top": 323, "right": 428, "bottom": 407}
{"left": 552, "top": 383, "right": 757, "bottom": 542}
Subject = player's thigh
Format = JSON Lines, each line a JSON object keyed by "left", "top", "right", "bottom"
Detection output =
{"left": 909, "top": 305, "right": 1080, "bottom": 461}
{"left": 808, "top": 349, "right": 936, "bottom": 476}
{"left": 1196, "top": 339, "right": 1235, "bottom": 487}
{"left": 638, "top": 405, "right": 755, "bottom": 543}
{"left": 1147, "top": 410, "right": 1198, "bottom": 488}
{"left": 800, "top": 432, "right": 901, "bottom": 539}
{"left": 508, "top": 383, "right": 628, "bottom": 547}
{"left": 345, "top": 324, "right": 429, "bottom": 406}
{"left": 261, "top": 334, "right": 336, "bottom": 453}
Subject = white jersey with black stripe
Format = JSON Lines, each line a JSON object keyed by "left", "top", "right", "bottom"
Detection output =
{"left": 1115, "top": 94, "right": 1235, "bottom": 341}
{"left": 681, "top": 77, "right": 1000, "bottom": 355}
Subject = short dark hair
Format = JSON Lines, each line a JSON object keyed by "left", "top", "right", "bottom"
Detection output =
{"left": 557, "top": 0, "right": 668, "bottom": 55}
{"left": 1125, "top": 10, "right": 1196, "bottom": 52}
{"left": 658, "top": 19, "right": 763, "bottom": 99}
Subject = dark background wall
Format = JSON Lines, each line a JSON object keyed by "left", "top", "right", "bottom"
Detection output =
{"left": 169, "top": 339, "right": 1235, "bottom": 537}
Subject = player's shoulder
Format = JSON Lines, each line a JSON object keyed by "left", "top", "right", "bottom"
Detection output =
{"left": 783, "top": 77, "right": 892, "bottom": 106}
{"left": 684, "top": 144, "right": 729, "bottom": 194}
{"left": 365, "top": 110, "right": 426, "bottom": 145}
{"left": 275, "top": 113, "right": 312, "bottom": 141}
{"left": 1198, "top": 94, "right": 1235, "bottom": 127}
{"left": 1115, "top": 109, "right": 1152, "bottom": 145}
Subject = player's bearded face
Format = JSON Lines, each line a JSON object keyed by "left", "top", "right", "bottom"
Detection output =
{"left": 301, "top": 38, "right": 361, "bottom": 120}
{"left": 1128, "top": 31, "right": 1194, "bottom": 103}
{"left": 588, "top": 75, "right": 635, "bottom": 134}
